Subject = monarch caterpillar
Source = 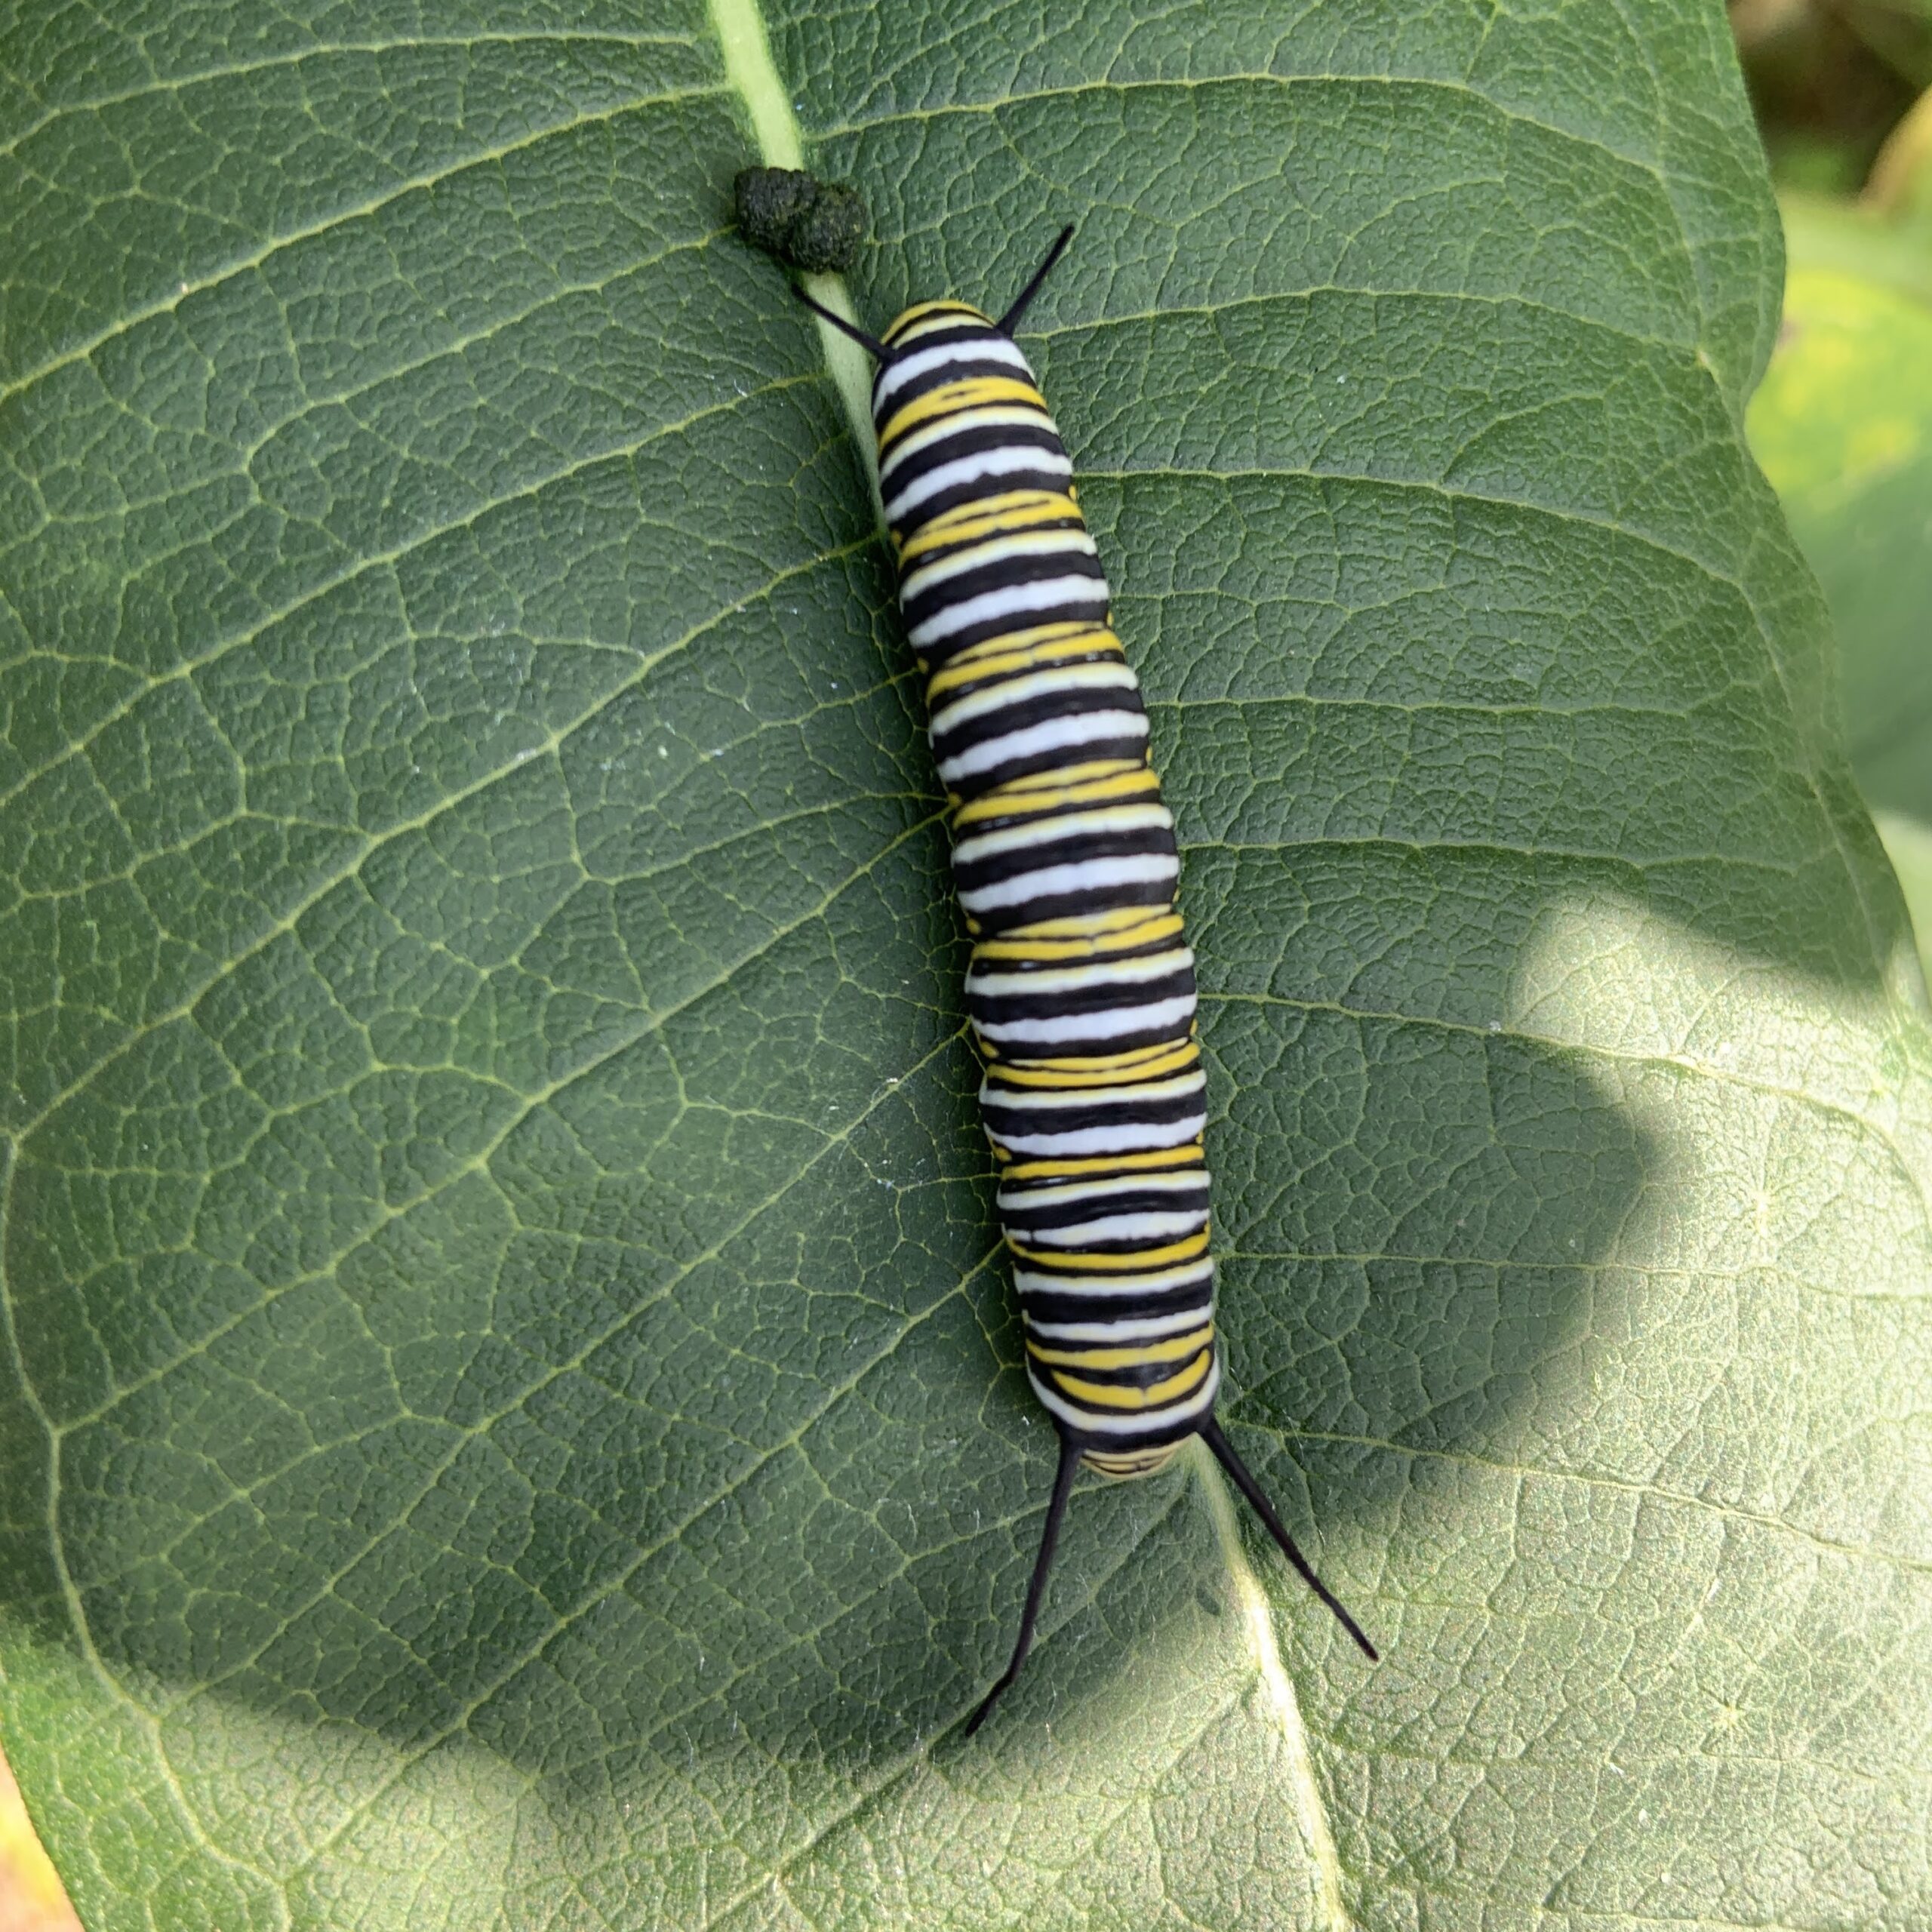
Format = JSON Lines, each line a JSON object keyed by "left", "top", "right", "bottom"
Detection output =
{"left": 795, "top": 230, "right": 1378, "bottom": 1732}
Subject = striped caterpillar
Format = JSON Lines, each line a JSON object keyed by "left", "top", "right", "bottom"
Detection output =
{"left": 796, "top": 231, "right": 1377, "bottom": 1731}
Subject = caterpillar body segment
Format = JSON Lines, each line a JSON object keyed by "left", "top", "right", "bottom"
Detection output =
{"left": 791, "top": 230, "right": 1376, "bottom": 1733}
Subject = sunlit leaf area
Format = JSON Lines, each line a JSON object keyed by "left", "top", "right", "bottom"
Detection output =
{"left": 2, "top": 2, "right": 1929, "bottom": 1927}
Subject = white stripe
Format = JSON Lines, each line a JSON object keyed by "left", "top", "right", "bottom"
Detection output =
{"left": 872, "top": 335, "right": 1032, "bottom": 409}
{"left": 985, "top": 1110, "right": 1207, "bottom": 1156}
{"left": 1015, "top": 1259, "right": 1216, "bottom": 1300}
{"left": 902, "top": 528, "right": 1097, "bottom": 605}
{"left": 1025, "top": 1354, "right": 1222, "bottom": 1435}
{"left": 885, "top": 307, "right": 995, "bottom": 349}
{"left": 974, "top": 995, "right": 1198, "bottom": 1047}
{"left": 931, "top": 661, "right": 1134, "bottom": 736}
{"left": 908, "top": 576, "right": 1107, "bottom": 651}
{"left": 953, "top": 802, "right": 1171, "bottom": 864}
{"left": 878, "top": 405, "right": 1059, "bottom": 486}
{"left": 1010, "top": 1208, "right": 1210, "bottom": 1247}
{"left": 972, "top": 991, "right": 1195, "bottom": 1038}
{"left": 998, "top": 1168, "right": 1210, "bottom": 1213}
{"left": 1025, "top": 1309, "right": 1215, "bottom": 1344}
{"left": 938, "top": 710, "right": 1146, "bottom": 784}
{"left": 986, "top": 1070, "right": 1204, "bottom": 1113}
{"left": 974, "top": 999, "right": 1197, "bottom": 1047}
{"left": 958, "top": 852, "right": 1178, "bottom": 915}
{"left": 967, "top": 946, "right": 1193, "bottom": 999}
{"left": 883, "top": 445, "right": 1073, "bottom": 523}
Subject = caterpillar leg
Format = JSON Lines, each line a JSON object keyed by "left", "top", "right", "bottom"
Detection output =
{"left": 1198, "top": 1417, "right": 1379, "bottom": 1661}
{"left": 964, "top": 1429, "right": 1081, "bottom": 1736}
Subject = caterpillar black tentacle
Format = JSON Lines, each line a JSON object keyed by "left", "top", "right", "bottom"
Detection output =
{"left": 811, "top": 229, "right": 1377, "bottom": 1731}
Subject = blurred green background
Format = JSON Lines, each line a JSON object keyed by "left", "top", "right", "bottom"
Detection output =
{"left": 1737, "top": 0, "right": 1932, "bottom": 980}
{"left": 0, "top": 6, "right": 1927, "bottom": 1926}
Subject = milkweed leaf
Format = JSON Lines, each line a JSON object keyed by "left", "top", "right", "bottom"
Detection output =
{"left": 2, "top": 4, "right": 1928, "bottom": 1928}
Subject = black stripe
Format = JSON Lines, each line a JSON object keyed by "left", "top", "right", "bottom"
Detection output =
{"left": 981, "top": 1082, "right": 1204, "bottom": 1128}
{"left": 954, "top": 821, "right": 1175, "bottom": 894}
{"left": 980, "top": 1088, "right": 1206, "bottom": 1140}
{"left": 930, "top": 638, "right": 1123, "bottom": 706}
{"left": 961, "top": 869, "right": 1179, "bottom": 937}
{"left": 969, "top": 979, "right": 1196, "bottom": 1038}
{"left": 1012, "top": 1244, "right": 1205, "bottom": 1291}
{"left": 932, "top": 677, "right": 1141, "bottom": 766}
{"left": 900, "top": 511, "right": 1089, "bottom": 584}
{"left": 903, "top": 531, "right": 1102, "bottom": 611}
{"left": 874, "top": 352, "right": 1038, "bottom": 427}
{"left": 1014, "top": 1230, "right": 1208, "bottom": 1260}
{"left": 903, "top": 547, "right": 1108, "bottom": 643}
{"left": 1038, "top": 1346, "right": 1213, "bottom": 1393}
{"left": 881, "top": 417, "right": 1065, "bottom": 496}
{"left": 981, "top": 1013, "right": 1197, "bottom": 1059}
{"left": 954, "top": 823, "right": 1167, "bottom": 896}
{"left": 985, "top": 1017, "right": 1198, "bottom": 1061}
{"left": 999, "top": 1184, "right": 1213, "bottom": 1231}
{"left": 879, "top": 398, "right": 1058, "bottom": 472}
{"left": 932, "top": 670, "right": 1128, "bottom": 743}
{"left": 964, "top": 872, "right": 1175, "bottom": 937}
{"left": 1020, "top": 1284, "right": 1215, "bottom": 1327}
{"left": 950, "top": 774, "right": 1160, "bottom": 835}
{"left": 879, "top": 312, "right": 990, "bottom": 353}
{"left": 967, "top": 927, "right": 1182, "bottom": 979}
{"left": 1012, "top": 1229, "right": 1205, "bottom": 1260}
{"left": 1011, "top": 1245, "right": 1210, "bottom": 1287}
{"left": 940, "top": 724, "right": 1152, "bottom": 801}
{"left": 889, "top": 463, "right": 1080, "bottom": 544}
{"left": 966, "top": 974, "right": 1189, "bottom": 1035}
{"left": 912, "top": 580, "right": 1112, "bottom": 657}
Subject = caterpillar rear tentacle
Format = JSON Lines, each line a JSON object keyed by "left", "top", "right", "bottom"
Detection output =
{"left": 800, "top": 229, "right": 1377, "bottom": 1734}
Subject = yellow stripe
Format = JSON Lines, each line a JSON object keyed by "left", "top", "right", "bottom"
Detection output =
{"left": 1083, "top": 1443, "right": 1183, "bottom": 1477}
{"left": 924, "top": 625, "right": 1117, "bottom": 690}
{"left": 952, "top": 766, "right": 1158, "bottom": 831}
{"left": 928, "top": 632, "right": 1125, "bottom": 703}
{"left": 878, "top": 376, "right": 1048, "bottom": 452}
{"left": 964, "top": 758, "right": 1148, "bottom": 802}
{"left": 955, "top": 798, "right": 1167, "bottom": 855}
{"left": 998, "top": 1143, "right": 1206, "bottom": 1180}
{"left": 990, "top": 1033, "right": 1197, "bottom": 1078}
{"left": 1048, "top": 1349, "right": 1214, "bottom": 1411}
{"left": 881, "top": 408, "right": 1063, "bottom": 491}
{"left": 884, "top": 300, "right": 989, "bottom": 344}
{"left": 976, "top": 894, "right": 1169, "bottom": 932}
{"left": 902, "top": 485, "right": 1082, "bottom": 546}
{"left": 1027, "top": 1324, "right": 1214, "bottom": 1371}
{"left": 1007, "top": 1229, "right": 1211, "bottom": 1272}
{"left": 992, "top": 1032, "right": 1195, "bottom": 1075}
{"left": 936, "top": 620, "right": 1115, "bottom": 675}
{"left": 902, "top": 528, "right": 1100, "bottom": 605}
{"left": 988, "top": 1041, "right": 1199, "bottom": 1088}
{"left": 970, "top": 912, "right": 1188, "bottom": 968}
{"left": 898, "top": 490, "right": 1087, "bottom": 568}
{"left": 985, "top": 1066, "right": 1202, "bottom": 1109}
{"left": 977, "top": 1030, "right": 1187, "bottom": 1067}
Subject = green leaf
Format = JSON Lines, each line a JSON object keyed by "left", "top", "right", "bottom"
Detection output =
{"left": 3, "top": 5, "right": 1930, "bottom": 1930}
